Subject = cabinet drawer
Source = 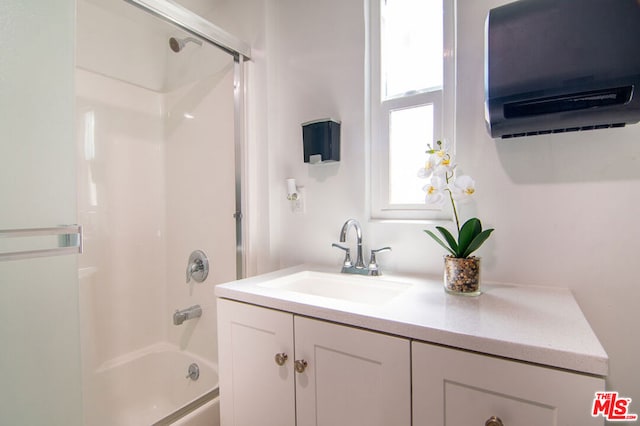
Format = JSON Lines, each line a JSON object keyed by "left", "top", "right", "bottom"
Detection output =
{"left": 443, "top": 381, "right": 557, "bottom": 425}
{"left": 412, "top": 341, "right": 604, "bottom": 425}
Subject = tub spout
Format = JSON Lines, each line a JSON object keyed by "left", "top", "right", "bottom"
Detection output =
{"left": 173, "top": 305, "right": 202, "bottom": 325}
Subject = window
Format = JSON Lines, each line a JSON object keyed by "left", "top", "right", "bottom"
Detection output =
{"left": 369, "top": 0, "right": 455, "bottom": 220}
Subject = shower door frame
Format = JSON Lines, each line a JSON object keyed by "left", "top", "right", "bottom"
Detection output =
{"left": 125, "top": 0, "right": 251, "bottom": 279}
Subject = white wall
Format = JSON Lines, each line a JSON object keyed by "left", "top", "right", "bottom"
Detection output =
{"left": 259, "top": 0, "right": 640, "bottom": 405}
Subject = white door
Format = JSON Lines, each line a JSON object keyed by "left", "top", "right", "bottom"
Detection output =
{"left": 217, "top": 299, "right": 296, "bottom": 426}
{"left": 294, "top": 316, "right": 411, "bottom": 426}
{"left": 412, "top": 341, "right": 605, "bottom": 425}
{"left": 0, "top": 1, "right": 82, "bottom": 424}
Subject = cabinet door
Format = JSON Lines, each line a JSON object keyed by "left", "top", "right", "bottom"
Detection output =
{"left": 294, "top": 316, "right": 411, "bottom": 426}
{"left": 217, "top": 299, "right": 295, "bottom": 426}
{"left": 412, "top": 341, "right": 605, "bottom": 425}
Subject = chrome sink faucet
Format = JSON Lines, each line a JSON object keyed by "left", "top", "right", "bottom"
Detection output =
{"left": 339, "top": 219, "right": 366, "bottom": 270}
{"left": 332, "top": 219, "right": 391, "bottom": 276}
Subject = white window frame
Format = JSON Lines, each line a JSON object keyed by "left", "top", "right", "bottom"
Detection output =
{"left": 368, "top": 0, "right": 457, "bottom": 221}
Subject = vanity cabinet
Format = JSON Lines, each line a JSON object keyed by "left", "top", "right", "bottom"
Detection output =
{"left": 412, "top": 341, "right": 604, "bottom": 425}
{"left": 216, "top": 266, "right": 608, "bottom": 426}
{"left": 217, "top": 298, "right": 411, "bottom": 426}
{"left": 218, "top": 299, "right": 604, "bottom": 426}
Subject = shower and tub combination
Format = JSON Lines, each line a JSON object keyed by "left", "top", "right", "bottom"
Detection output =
{"left": 75, "top": 0, "right": 249, "bottom": 424}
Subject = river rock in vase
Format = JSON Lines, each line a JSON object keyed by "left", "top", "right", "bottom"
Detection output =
{"left": 443, "top": 255, "right": 481, "bottom": 296}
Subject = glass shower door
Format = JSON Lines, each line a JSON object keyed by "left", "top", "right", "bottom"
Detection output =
{"left": 76, "top": 0, "right": 238, "bottom": 423}
{"left": 0, "top": 1, "right": 82, "bottom": 425}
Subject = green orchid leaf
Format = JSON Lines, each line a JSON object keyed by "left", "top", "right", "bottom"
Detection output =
{"left": 435, "top": 226, "right": 459, "bottom": 255}
{"left": 461, "top": 228, "right": 494, "bottom": 258}
{"left": 424, "top": 230, "right": 456, "bottom": 257}
{"left": 457, "top": 218, "right": 482, "bottom": 256}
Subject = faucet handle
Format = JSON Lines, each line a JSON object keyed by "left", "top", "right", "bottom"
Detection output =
{"left": 186, "top": 250, "right": 209, "bottom": 284}
{"left": 368, "top": 247, "right": 391, "bottom": 276}
{"left": 331, "top": 243, "right": 353, "bottom": 268}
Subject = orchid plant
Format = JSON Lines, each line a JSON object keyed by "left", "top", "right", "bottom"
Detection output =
{"left": 418, "top": 140, "right": 494, "bottom": 259}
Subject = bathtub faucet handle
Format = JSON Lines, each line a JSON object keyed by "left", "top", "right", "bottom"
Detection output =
{"left": 186, "top": 260, "right": 202, "bottom": 283}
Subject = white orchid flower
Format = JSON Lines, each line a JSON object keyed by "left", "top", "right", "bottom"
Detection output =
{"left": 423, "top": 176, "right": 447, "bottom": 207}
{"left": 449, "top": 175, "right": 476, "bottom": 200}
{"left": 429, "top": 139, "right": 450, "bottom": 156}
{"left": 433, "top": 155, "right": 455, "bottom": 177}
{"left": 417, "top": 154, "right": 439, "bottom": 178}
{"left": 424, "top": 140, "right": 453, "bottom": 177}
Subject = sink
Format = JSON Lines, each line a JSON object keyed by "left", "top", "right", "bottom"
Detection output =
{"left": 257, "top": 271, "right": 411, "bottom": 306}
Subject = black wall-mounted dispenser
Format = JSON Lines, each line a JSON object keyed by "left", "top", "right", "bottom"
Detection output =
{"left": 302, "top": 119, "right": 340, "bottom": 164}
{"left": 485, "top": 0, "right": 640, "bottom": 138}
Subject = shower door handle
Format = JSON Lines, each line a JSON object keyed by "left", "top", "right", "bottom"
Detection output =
{"left": 0, "top": 225, "right": 82, "bottom": 262}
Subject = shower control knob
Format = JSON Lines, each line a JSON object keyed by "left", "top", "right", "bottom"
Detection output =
{"left": 294, "top": 359, "right": 308, "bottom": 373}
{"left": 186, "top": 250, "right": 209, "bottom": 283}
{"left": 274, "top": 353, "right": 288, "bottom": 366}
{"left": 485, "top": 416, "right": 504, "bottom": 426}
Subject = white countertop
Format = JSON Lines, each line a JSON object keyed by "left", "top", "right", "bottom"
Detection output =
{"left": 215, "top": 264, "right": 608, "bottom": 376}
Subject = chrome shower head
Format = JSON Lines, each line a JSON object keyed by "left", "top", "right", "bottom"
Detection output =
{"left": 169, "top": 36, "right": 203, "bottom": 53}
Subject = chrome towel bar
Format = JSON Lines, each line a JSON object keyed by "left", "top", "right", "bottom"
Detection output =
{"left": 0, "top": 225, "right": 83, "bottom": 262}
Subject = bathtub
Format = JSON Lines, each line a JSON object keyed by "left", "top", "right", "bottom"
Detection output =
{"left": 84, "top": 343, "right": 219, "bottom": 426}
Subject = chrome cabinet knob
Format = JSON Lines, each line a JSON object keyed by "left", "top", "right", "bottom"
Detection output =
{"left": 274, "top": 353, "right": 288, "bottom": 366}
{"left": 485, "top": 416, "right": 504, "bottom": 426}
{"left": 294, "top": 359, "right": 308, "bottom": 373}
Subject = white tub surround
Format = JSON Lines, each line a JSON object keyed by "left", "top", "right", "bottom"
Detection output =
{"left": 215, "top": 264, "right": 608, "bottom": 376}
{"left": 83, "top": 343, "right": 218, "bottom": 426}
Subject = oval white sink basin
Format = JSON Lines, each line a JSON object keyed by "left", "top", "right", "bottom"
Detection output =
{"left": 256, "top": 271, "right": 411, "bottom": 306}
